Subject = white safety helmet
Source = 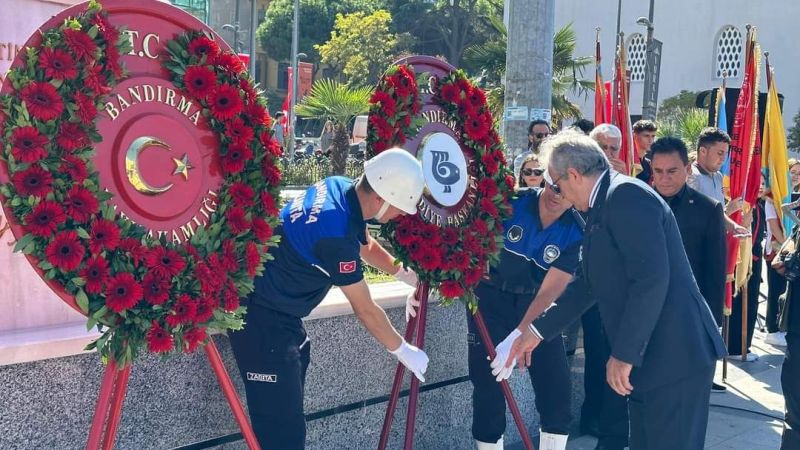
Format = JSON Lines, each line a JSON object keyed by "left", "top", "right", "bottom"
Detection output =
{"left": 363, "top": 147, "right": 425, "bottom": 218}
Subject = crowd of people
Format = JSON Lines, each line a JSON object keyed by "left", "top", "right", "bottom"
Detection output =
{"left": 226, "top": 113, "right": 798, "bottom": 450}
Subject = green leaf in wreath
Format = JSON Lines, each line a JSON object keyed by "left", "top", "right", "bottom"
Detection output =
{"left": 13, "top": 234, "right": 33, "bottom": 253}
{"left": 76, "top": 227, "right": 90, "bottom": 239}
{"left": 76, "top": 289, "right": 89, "bottom": 314}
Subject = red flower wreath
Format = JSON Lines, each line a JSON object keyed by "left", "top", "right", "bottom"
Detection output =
{"left": 0, "top": 3, "right": 282, "bottom": 365}
{"left": 366, "top": 65, "right": 514, "bottom": 309}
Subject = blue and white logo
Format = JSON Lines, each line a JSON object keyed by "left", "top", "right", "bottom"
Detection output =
{"left": 420, "top": 132, "right": 468, "bottom": 207}
{"left": 543, "top": 244, "right": 560, "bottom": 264}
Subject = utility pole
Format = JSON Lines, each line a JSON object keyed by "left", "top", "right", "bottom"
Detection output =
{"left": 288, "top": 0, "right": 299, "bottom": 153}
{"left": 639, "top": 0, "right": 658, "bottom": 120}
{"left": 249, "top": 0, "right": 257, "bottom": 77}
{"left": 502, "top": 0, "right": 554, "bottom": 159}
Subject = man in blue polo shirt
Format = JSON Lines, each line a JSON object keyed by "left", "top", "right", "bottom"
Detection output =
{"left": 229, "top": 148, "right": 429, "bottom": 449}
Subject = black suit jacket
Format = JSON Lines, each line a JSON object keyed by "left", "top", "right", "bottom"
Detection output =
{"left": 668, "top": 185, "right": 726, "bottom": 326}
{"left": 534, "top": 171, "right": 727, "bottom": 392}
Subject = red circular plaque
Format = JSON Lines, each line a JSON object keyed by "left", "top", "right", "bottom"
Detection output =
{"left": 0, "top": 0, "right": 233, "bottom": 313}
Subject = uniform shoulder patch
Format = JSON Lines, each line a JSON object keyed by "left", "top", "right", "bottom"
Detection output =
{"left": 507, "top": 225, "right": 523, "bottom": 242}
{"left": 543, "top": 244, "right": 560, "bottom": 264}
{"left": 339, "top": 260, "right": 356, "bottom": 273}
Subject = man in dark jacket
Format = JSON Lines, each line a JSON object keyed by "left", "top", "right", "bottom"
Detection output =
{"left": 495, "top": 132, "right": 728, "bottom": 450}
{"left": 650, "top": 136, "right": 728, "bottom": 393}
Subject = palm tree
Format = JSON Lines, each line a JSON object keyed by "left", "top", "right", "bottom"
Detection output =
{"left": 295, "top": 79, "right": 373, "bottom": 175}
{"left": 463, "top": 21, "right": 593, "bottom": 125}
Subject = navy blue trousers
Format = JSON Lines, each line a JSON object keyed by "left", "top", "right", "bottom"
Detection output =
{"left": 467, "top": 283, "right": 572, "bottom": 443}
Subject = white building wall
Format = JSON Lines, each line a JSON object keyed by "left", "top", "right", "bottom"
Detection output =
{"left": 555, "top": 0, "right": 800, "bottom": 128}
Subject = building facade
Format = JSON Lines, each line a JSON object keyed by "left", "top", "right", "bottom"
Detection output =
{"left": 555, "top": 0, "right": 800, "bottom": 128}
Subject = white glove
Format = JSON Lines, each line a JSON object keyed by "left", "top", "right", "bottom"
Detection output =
{"left": 390, "top": 340, "right": 429, "bottom": 382}
{"left": 490, "top": 328, "right": 521, "bottom": 382}
{"left": 405, "top": 290, "right": 421, "bottom": 322}
{"left": 394, "top": 267, "right": 418, "bottom": 287}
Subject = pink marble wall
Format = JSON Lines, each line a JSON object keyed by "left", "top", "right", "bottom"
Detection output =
{"left": 1, "top": 0, "right": 86, "bottom": 333}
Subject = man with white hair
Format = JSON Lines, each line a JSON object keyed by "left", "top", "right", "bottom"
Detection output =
{"left": 589, "top": 124, "right": 626, "bottom": 174}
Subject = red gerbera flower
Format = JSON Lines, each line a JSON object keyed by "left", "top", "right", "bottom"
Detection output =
{"left": 480, "top": 198, "right": 499, "bottom": 218}
{"left": 416, "top": 247, "right": 442, "bottom": 271}
{"left": 60, "top": 154, "right": 89, "bottom": 184}
{"left": 226, "top": 207, "right": 250, "bottom": 235}
{"left": 420, "top": 225, "right": 442, "bottom": 246}
{"left": 465, "top": 115, "right": 490, "bottom": 141}
{"left": 467, "top": 88, "right": 487, "bottom": 109}
{"left": 209, "top": 84, "right": 244, "bottom": 120}
{"left": 369, "top": 115, "right": 393, "bottom": 140}
{"left": 260, "top": 192, "right": 279, "bottom": 215}
{"left": 439, "top": 83, "right": 461, "bottom": 103}
{"left": 221, "top": 142, "right": 252, "bottom": 175}
{"left": 63, "top": 28, "right": 98, "bottom": 61}
{"left": 193, "top": 296, "right": 217, "bottom": 323}
{"left": 80, "top": 255, "right": 109, "bottom": 295}
{"left": 252, "top": 217, "right": 273, "bottom": 243}
{"left": 89, "top": 219, "right": 120, "bottom": 253}
{"left": 464, "top": 267, "right": 484, "bottom": 285}
{"left": 221, "top": 240, "right": 239, "bottom": 272}
{"left": 478, "top": 178, "right": 499, "bottom": 198}
{"left": 45, "top": 230, "right": 85, "bottom": 272}
{"left": 64, "top": 185, "right": 99, "bottom": 223}
{"left": 229, "top": 182, "right": 254, "bottom": 207}
{"left": 12, "top": 165, "right": 53, "bottom": 197}
{"left": 440, "top": 280, "right": 465, "bottom": 299}
{"left": 261, "top": 135, "right": 282, "bottom": 157}
{"left": 11, "top": 126, "right": 49, "bottom": 163}
{"left": 481, "top": 152, "right": 499, "bottom": 176}
{"left": 25, "top": 200, "right": 65, "bottom": 237}
{"left": 388, "top": 70, "right": 414, "bottom": 97}
{"left": 504, "top": 174, "right": 516, "bottom": 191}
{"left": 105, "top": 272, "right": 143, "bottom": 312}
{"left": 183, "top": 65, "right": 217, "bottom": 99}
{"left": 223, "top": 282, "right": 240, "bottom": 311}
{"left": 146, "top": 321, "right": 174, "bottom": 353}
{"left": 105, "top": 46, "right": 123, "bottom": 78}
{"left": 74, "top": 91, "right": 98, "bottom": 125}
{"left": 91, "top": 13, "right": 120, "bottom": 46}
{"left": 395, "top": 223, "right": 418, "bottom": 246}
{"left": 56, "top": 122, "right": 90, "bottom": 152}
{"left": 119, "top": 237, "right": 147, "bottom": 267}
{"left": 188, "top": 36, "right": 221, "bottom": 60}
{"left": 261, "top": 161, "right": 281, "bottom": 186}
{"left": 226, "top": 118, "right": 255, "bottom": 145}
{"left": 20, "top": 82, "right": 64, "bottom": 121}
{"left": 166, "top": 294, "right": 197, "bottom": 327}
{"left": 370, "top": 90, "right": 397, "bottom": 117}
{"left": 245, "top": 241, "right": 261, "bottom": 277}
{"left": 146, "top": 247, "right": 187, "bottom": 278}
{"left": 183, "top": 326, "right": 207, "bottom": 352}
{"left": 84, "top": 64, "right": 110, "bottom": 94}
{"left": 216, "top": 53, "right": 246, "bottom": 74}
{"left": 239, "top": 78, "right": 258, "bottom": 103}
{"left": 142, "top": 271, "right": 170, "bottom": 305}
{"left": 450, "top": 251, "right": 471, "bottom": 272}
{"left": 39, "top": 47, "right": 78, "bottom": 80}
{"left": 441, "top": 227, "right": 460, "bottom": 246}
{"left": 246, "top": 103, "right": 269, "bottom": 127}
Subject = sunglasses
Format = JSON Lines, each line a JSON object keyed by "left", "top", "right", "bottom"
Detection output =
{"left": 522, "top": 168, "right": 544, "bottom": 177}
{"left": 544, "top": 172, "right": 563, "bottom": 195}
{"left": 532, "top": 133, "right": 550, "bottom": 139}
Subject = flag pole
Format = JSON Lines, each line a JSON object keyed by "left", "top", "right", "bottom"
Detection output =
{"left": 720, "top": 69, "right": 730, "bottom": 381}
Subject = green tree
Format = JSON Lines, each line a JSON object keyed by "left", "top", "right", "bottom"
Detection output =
{"left": 658, "top": 90, "right": 700, "bottom": 123}
{"left": 462, "top": 22, "right": 593, "bottom": 124}
{"left": 656, "top": 107, "right": 707, "bottom": 150}
{"left": 295, "top": 79, "right": 372, "bottom": 175}
{"left": 788, "top": 110, "right": 800, "bottom": 151}
{"left": 316, "top": 10, "right": 399, "bottom": 87}
{"left": 256, "top": 0, "right": 383, "bottom": 65}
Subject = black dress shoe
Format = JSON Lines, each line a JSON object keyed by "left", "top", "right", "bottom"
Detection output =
{"left": 711, "top": 381, "right": 727, "bottom": 393}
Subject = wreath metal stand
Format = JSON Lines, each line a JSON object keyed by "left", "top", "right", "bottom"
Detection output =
{"left": 84, "top": 341, "right": 260, "bottom": 450}
{"left": 377, "top": 283, "right": 536, "bottom": 450}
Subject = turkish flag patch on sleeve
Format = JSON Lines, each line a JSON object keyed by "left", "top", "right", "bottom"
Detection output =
{"left": 339, "top": 261, "right": 356, "bottom": 273}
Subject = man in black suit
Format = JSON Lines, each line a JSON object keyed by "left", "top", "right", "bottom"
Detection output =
{"left": 493, "top": 132, "right": 728, "bottom": 449}
{"left": 650, "top": 137, "right": 727, "bottom": 394}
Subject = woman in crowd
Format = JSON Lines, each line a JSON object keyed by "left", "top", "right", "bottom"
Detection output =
{"left": 518, "top": 154, "right": 545, "bottom": 190}
{"left": 319, "top": 120, "right": 334, "bottom": 156}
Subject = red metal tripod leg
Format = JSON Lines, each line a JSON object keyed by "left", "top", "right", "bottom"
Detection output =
{"left": 378, "top": 284, "right": 422, "bottom": 450}
{"left": 101, "top": 364, "right": 132, "bottom": 450}
{"left": 86, "top": 362, "right": 123, "bottom": 450}
{"left": 205, "top": 339, "right": 262, "bottom": 450}
{"left": 403, "top": 283, "right": 430, "bottom": 450}
{"left": 473, "top": 311, "right": 536, "bottom": 450}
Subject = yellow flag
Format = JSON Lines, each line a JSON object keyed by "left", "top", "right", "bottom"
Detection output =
{"left": 762, "top": 70, "right": 790, "bottom": 228}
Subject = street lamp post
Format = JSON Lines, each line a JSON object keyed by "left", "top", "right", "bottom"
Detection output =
{"left": 638, "top": 0, "right": 658, "bottom": 120}
{"left": 249, "top": 0, "right": 257, "bottom": 77}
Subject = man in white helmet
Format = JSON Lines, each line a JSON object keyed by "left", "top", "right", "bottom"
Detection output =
{"left": 229, "top": 148, "right": 429, "bottom": 449}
